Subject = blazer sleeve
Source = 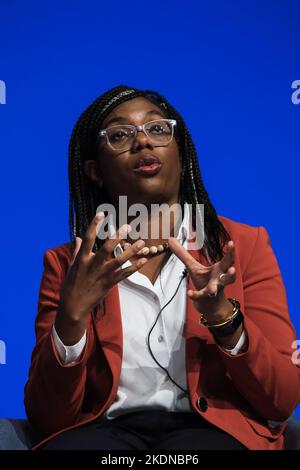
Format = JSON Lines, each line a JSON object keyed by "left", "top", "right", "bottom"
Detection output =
{"left": 24, "top": 248, "right": 94, "bottom": 437}
{"left": 217, "top": 226, "right": 300, "bottom": 421}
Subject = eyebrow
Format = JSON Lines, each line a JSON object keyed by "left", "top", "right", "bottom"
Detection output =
{"left": 103, "top": 109, "right": 166, "bottom": 128}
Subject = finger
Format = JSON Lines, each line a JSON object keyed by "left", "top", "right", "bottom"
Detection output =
{"left": 168, "top": 237, "right": 202, "bottom": 271}
{"left": 187, "top": 283, "right": 220, "bottom": 299}
{"left": 73, "top": 236, "right": 82, "bottom": 258}
{"left": 219, "top": 266, "right": 236, "bottom": 285}
{"left": 187, "top": 266, "right": 236, "bottom": 300}
{"left": 113, "top": 257, "right": 148, "bottom": 281}
{"left": 67, "top": 237, "right": 82, "bottom": 275}
{"left": 123, "top": 242, "right": 132, "bottom": 251}
{"left": 79, "top": 212, "right": 105, "bottom": 257}
{"left": 203, "top": 266, "right": 235, "bottom": 296}
{"left": 106, "top": 239, "right": 146, "bottom": 271}
{"left": 95, "top": 223, "right": 132, "bottom": 261}
{"left": 70, "top": 237, "right": 82, "bottom": 265}
{"left": 187, "top": 288, "right": 209, "bottom": 300}
{"left": 220, "top": 240, "right": 235, "bottom": 272}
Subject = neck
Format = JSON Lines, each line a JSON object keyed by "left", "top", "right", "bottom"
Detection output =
{"left": 115, "top": 194, "right": 183, "bottom": 248}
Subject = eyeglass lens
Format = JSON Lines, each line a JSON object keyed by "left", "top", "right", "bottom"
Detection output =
{"left": 105, "top": 119, "right": 174, "bottom": 150}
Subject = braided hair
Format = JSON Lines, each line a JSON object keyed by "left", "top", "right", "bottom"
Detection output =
{"left": 68, "top": 85, "right": 230, "bottom": 263}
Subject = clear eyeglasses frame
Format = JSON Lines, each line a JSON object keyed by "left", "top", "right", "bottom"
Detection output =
{"left": 98, "top": 118, "right": 177, "bottom": 151}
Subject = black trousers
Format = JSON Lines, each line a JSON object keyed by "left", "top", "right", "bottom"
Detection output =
{"left": 42, "top": 410, "right": 246, "bottom": 450}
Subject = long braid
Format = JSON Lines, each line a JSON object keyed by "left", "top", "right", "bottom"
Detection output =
{"left": 142, "top": 88, "right": 230, "bottom": 262}
{"left": 68, "top": 85, "right": 230, "bottom": 262}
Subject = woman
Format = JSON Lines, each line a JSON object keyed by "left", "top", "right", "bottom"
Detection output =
{"left": 25, "top": 85, "right": 300, "bottom": 450}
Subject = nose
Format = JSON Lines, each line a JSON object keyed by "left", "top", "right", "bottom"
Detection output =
{"left": 131, "top": 128, "right": 154, "bottom": 152}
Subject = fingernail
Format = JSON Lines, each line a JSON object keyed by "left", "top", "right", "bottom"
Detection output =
{"left": 119, "top": 224, "right": 131, "bottom": 238}
{"left": 139, "top": 247, "right": 150, "bottom": 255}
{"left": 136, "top": 240, "right": 145, "bottom": 249}
{"left": 119, "top": 227, "right": 127, "bottom": 238}
{"left": 96, "top": 212, "right": 104, "bottom": 221}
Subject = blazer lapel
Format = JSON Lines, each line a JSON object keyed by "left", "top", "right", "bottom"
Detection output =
{"left": 184, "top": 241, "right": 244, "bottom": 398}
{"left": 185, "top": 246, "right": 211, "bottom": 397}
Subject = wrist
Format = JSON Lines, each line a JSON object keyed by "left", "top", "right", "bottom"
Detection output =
{"left": 198, "top": 293, "right": 233, "bottom": 324}
{"left": 199, "top": 297, "right": 243, "bottom": 337}
{"left": 213, "top": 322, "right": 245, "bottom": 349}
{"left": 55, "top": 308, "right": 87, "bottom": 346}
{"left": 57, "top": 302, "right": 88, "bottom": 323}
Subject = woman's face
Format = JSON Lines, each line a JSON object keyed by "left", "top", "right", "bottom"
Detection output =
{"left": 84, "top": 97, "right": 182, "bottom": 209}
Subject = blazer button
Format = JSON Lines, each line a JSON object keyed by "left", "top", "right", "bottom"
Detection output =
{"left": 196, "top": 396, "right": 208, "bottom": 412}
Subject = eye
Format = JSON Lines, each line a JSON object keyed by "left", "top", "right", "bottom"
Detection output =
{"left": 147, "top": 121, "right": 171, "bottom": 135}
{"left": 108, "top": 127, "right": 133, "bottom": 143}
{"left": 149, "top": 124, "right": 164, "bottom": 134}
{"left": 110, "top": 130, "right": 128, "bottom": 142}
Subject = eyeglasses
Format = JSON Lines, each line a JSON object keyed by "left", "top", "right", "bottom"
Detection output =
{"left": 99, "top": 118, "right": 177, "bottom": 151}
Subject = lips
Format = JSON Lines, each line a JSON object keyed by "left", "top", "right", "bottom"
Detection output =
{"left": 133, "top": 154, "right": 162, "bottom": 169}
{"left": 132, "top": 154, "right": 163, "bottom": 176}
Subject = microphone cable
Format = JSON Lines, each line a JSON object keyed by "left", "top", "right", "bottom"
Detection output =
{"left": 146, "top": 267, "right": 189, "bottom": 395}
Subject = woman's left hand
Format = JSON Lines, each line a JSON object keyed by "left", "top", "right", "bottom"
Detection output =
{"left": 168, "top": 237, "right": 237, "bottom": 323}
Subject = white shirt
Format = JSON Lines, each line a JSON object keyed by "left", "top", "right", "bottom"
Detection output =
{"left": 52, "top": 204, "right": 246, "bottom": 419}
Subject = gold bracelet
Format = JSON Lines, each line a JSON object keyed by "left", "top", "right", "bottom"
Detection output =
{"left": 199, "top": 298, "right": 241, "bottom": 328}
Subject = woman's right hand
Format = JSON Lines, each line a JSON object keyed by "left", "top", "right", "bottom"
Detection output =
{"left": 55, "top": 212, "right": 148, "bottom": 345}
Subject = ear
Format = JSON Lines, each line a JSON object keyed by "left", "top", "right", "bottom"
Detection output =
{"left": 84, "top": 160, "right": 103, "bottom": 188}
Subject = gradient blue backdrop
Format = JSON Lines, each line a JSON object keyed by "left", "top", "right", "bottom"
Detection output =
{"left": 0, "top": 0, "right": 299, "bottom": 418}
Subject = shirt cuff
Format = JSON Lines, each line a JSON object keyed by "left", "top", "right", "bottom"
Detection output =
{"left": 51, "top": 324, "right": 87, "bottom": 365}
{"left": 222, "top": 329, "right": 247, "bottom": 355}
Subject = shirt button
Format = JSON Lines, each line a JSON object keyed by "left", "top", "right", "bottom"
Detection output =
{"left": 158, "top": 335, "right": 164, "bottom": 343}
{"left": 196, "top": 396, "right": 208, "bottom": 412}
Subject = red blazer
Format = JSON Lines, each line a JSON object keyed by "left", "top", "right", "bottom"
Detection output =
{"left": 25, "top": 215, "right": 300, "bottom": 450}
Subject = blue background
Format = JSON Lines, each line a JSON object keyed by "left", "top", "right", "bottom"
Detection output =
{"left": 0, "top": 0, "right": 299, "bottom": 418}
